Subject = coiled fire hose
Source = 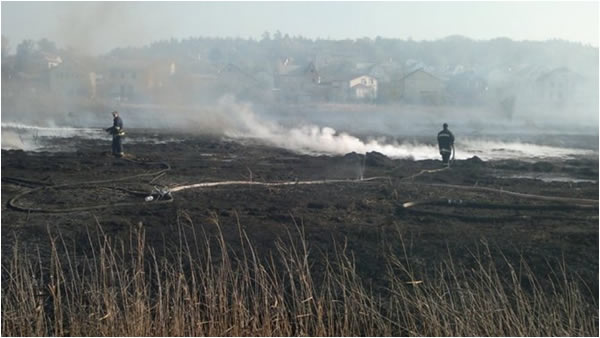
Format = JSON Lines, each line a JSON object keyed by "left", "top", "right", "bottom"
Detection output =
{"left": 4, "top": 156, "right": 388, "bottom": 213}
{"left": 5, "top": 158, "right": 173, "bottom": 213}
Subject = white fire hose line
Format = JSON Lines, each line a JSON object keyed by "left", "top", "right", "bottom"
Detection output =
{"left": 168, "top": 175, "right": 597, "bottom": 206}
{"left": 407, "top": 182, "right": 599, "bottom": 206}
{"left": 6, "top": 154, "right": 597, "bottom": 214}
{"left": 168, "top": 176, "right": 388, "bottom": 193}
{"left": 169, "top": 147, "right": 450, "bottom": 194}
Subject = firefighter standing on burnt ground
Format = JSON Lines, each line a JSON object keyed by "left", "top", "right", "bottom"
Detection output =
{"left": 437, "top": 123, "right": 454, "bottom": 166}
{"left": 106, "top": 111, "right": 125, "bottom": 157}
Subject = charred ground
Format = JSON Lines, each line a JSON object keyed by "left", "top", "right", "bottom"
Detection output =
{"left": 1, "top": 131, "right": 598, "bottom": 294}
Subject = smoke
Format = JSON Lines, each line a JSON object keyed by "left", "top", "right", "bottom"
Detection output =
{"left": 1, "top": 130, "right": 27, "bottom": 150}
{"left": 215, "top": 98, "right": 596, "bottom": 161}
{"left": 55, "top": 3, "right": 169, "bottom": 55}
{"left": 2, "top": 96, "right": 597, "bottom": 161}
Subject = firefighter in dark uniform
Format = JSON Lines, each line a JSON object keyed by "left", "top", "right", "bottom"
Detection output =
{"left": 437, "top": 123, "right": 454, "bottom": 165}
{"left": 106, "top": 111, "right": 124, "bottom": 157}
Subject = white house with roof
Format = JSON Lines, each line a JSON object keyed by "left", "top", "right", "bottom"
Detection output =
{"left": 349, "top": 75, "right": 378, "bottom": 100}
{"left": 43, "top": 53, "right": 62, "bottom": 69}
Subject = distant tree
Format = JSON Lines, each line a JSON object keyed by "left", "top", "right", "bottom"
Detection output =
{"left": 15, "top": 39, "right": 35, "bottom": 71}
{"left": 209, "top": 47, "right": 223, "bottom": 63}
{"left": 1, "top": 35, "right": 9, "bottom": 59}
{"left": 37, "top": 38, "right": 57, "bottom": 54}
{"left": 261, "top": 31, "right": 271, "bottom": 42}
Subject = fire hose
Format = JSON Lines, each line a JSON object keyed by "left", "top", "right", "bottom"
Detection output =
{"left": 5, "top": 157, "right": 388, "bottom": 213}
{"left": 5, "top": 158, "right": 173, "bottom": 213}
{"left": 400, "top": 197, "right": 598, "bottom": 222}
{"left": 4, "top": 157, "right": 599, "bottom": 220}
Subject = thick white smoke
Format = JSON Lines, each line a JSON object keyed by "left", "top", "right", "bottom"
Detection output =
{"left": 1, "top": 96, "right": 597, "bottom": 161}
{"left": 221, "top": 103, "right": 438, "bottom": 160}
{"left": 218, "top": 98, "right": 596, "bottom": 161}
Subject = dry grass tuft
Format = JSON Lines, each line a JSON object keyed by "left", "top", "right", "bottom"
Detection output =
{"left": 2, "top": 214, "right": 597, "bottom": 336}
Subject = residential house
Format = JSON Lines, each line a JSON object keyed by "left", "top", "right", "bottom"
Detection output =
{"left": 533, "top": 67, "right": 584, "bottom": 108}
{"left": 96, "top": 60, "right": 146, "bottom": 102}
{"left": 216, "top": 63, "right": 263, "bottom": 100}
{"left": 48, "top": 58, "right": 95, "bottom": 98}
{"left": 94, "top": 59, "right": 176, "bottom": 103}
{"left": 349, "top": 75, "right": 378, "bottom": 100}
{"left": 43, "top": 53, "right": 63, "bottom": 69}
{"left": 274, "top": 59, "right": 321, "bottom": 103}
{"left": 399, "top": 68, "right": 446, "bottom": 104}
{"left": 446, "top": 70, "right": 487, "bottom": 105}
{"left": 366, "top": 60, "right": 402, "bottom": 83}
{"left": 174, "top": 61, "right": 266, "bottom": 103}
{"left": 317, "top": 78, "right": 349, "bottom": 102}
{"left": 367, "top": 61, "right": 404, "bottom": 103}
{"left": 504, "top": 66, "right": 597, "bottom": 121}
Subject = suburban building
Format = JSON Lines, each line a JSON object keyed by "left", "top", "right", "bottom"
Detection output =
{"left": 534, "top": 67, "right": 584, "bottom": 107}
{"left": 399, "top": 68, "right": 446, "bottom": 104}
{"left": 446, "top": 70, "right": 487, "bottom": 105}
{"left": 42, "top": 53, "right": 63, "bottom": 69}
{"left": 48, "top": 59, "right": 95, "bottom": 98}
{"left": 94, "top": 59, "right": 175, "bottom": 103}
{"left": 348, "top": 75, "right": 378, "bottom": 100}
{"left": 97, "top": 60, "right": 147, "bottom": 102}
{"left": 274, "top": 59, "right": 321, "bottom": 103}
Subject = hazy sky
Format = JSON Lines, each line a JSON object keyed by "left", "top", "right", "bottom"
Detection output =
{"left": 1, "top": 1, "right": 598, "bottom": 55}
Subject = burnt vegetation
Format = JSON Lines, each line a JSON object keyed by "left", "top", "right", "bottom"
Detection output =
{"left": 1, "top": 134, "right": 598, "bottom": 336}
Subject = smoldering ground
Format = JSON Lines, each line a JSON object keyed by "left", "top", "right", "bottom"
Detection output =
{"left": 2, "top": 95, "right": 597, "bottom": 162}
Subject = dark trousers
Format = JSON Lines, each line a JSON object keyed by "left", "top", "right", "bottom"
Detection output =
{"left": 441, "top": 152, "right": 451, "bottom": 164}
{"left": 440, "top": 149, "right": 451, "bottom": 164}
{"left": 112, "top": 135, "right": 123, "bottom": 156}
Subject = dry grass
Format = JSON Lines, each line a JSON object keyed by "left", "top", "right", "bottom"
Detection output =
{"left": 2, "top": 212, "right": 597, "bottom": 336}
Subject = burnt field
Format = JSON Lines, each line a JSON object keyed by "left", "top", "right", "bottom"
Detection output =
{"left": 2, "top": 130, "right": 598, "bottom": 281}
{"left": 1, "top": 130, "right": 599, "bottom": 335}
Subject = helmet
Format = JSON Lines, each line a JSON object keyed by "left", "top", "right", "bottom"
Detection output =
{"left": 443, "top": 123, "right": 448, "bottom": 129}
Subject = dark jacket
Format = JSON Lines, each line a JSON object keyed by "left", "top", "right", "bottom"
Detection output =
{"left": 437, "top": 128, "right": 454, "bottom": 152}
{"left": 107, "top": 116, "right": 124, "bottom": 135}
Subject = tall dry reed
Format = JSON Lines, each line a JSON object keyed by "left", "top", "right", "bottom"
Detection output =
{"left": 1, "top": 212, "right": 597, "bottom": 336}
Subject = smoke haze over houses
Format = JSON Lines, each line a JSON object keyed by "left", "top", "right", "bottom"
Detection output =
{"left": 1, "top": 1, "right": 598, "bottom": 157}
